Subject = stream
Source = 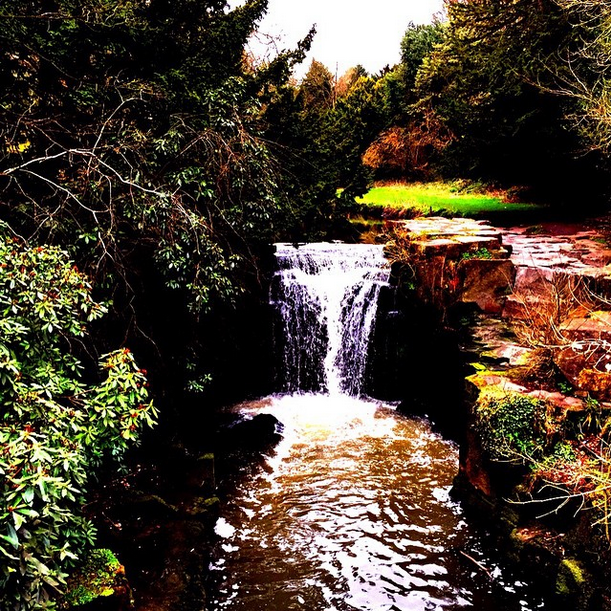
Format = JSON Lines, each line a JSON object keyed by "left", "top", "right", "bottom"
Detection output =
{"left": 207, "top": 244, "right": 547, "bottom": 611}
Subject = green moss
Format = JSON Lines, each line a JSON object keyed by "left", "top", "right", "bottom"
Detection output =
{"left": 556, "top": 557, "right": 586, "bottom": 596}
{"left": 476, "top": 390, "right": 545, "bottom": 461}
{"left": 460, "top": 247, "right": 493, "bottom": 261}
{"left": 60, "top": 549, "right": 125, "bottom": 609}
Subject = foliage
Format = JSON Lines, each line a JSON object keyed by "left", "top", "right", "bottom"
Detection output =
{"left": 335, "top": 65, "right": 369, "bottom": 99}
{"left": 59, "top": 548, "right": 125, "bottom": 609}
{"left": 323, "top": 76, "right": 388, "bottom": 197}
{"left": 528, "top": 435, "right": 611, "bottom": 539}
{"left": 0, "top": 0, "right": 282, "bottom": 309}
{"left": 553, "top": 0, "right": 611, "bottom": 153}
{"left": 300, "top": 59, "right": 335, "bottom": 111}
{"left": 260, "top": 64, "right": 389, "bottom": 240}
{"left": 412, "top": 0, "right": 580, "bottom": 186}
{"left": 0, "top": 231, "right": 157, "bottom": 610}
{"left": 0, "top": 0, "right": 322, "bottom": 396}
{"left": 362, "top": 127, "right": 415, "bottom": 176}
{"left": 362, "top": 22, "right": 446, "bottom": 179}
{"left": 475, "top": 385, "right": 611, "bottom": 539}
{"left": 399, "top": 21, "right": 445, "bottom": 98}
{"left": 476, "top": 391, "right": 546, "bottom": 461}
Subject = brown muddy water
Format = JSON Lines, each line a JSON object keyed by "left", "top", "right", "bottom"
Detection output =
{"left": 208, "top": 394, "right": 545, "bottom": 611}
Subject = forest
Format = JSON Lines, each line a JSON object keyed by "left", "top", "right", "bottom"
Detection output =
{"left": 3, "top": 0, "right": 611, "bottom": 609}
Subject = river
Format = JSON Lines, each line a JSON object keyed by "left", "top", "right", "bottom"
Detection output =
{"left": 206, "top": 243, "right": 546, "bottom": 611}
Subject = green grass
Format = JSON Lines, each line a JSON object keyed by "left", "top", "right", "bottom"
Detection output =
{"left": 355, "top": 182, "right": 544, "bottom": 216}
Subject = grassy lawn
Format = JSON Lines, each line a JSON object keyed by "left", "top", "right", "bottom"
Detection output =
{"left": 355, "top": 181, "right": 545, "bottom": 217}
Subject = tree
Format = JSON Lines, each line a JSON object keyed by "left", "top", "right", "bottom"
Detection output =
{"left": 360, "top": 21, "right": 446, "bottom": 180}
{"left": 0, "top": 0, "right": 315, "bottom": 397}
{"left": 300, "top": 59, "right": 335, "bottom": 111}
{"left": 335, "top": 65, "right": 368, "bottom": 99}
{"left": 399, "top": 21, "right": 445, "bottom": 95}
{"left": 411, "top": 0, "right": 599, "bottom": 194}
{"left": 551, "top": 0, "right": 611, "bottom": 153}
{"left": 325, "top": 75, "right": 388, "bottom": 196}
{"left": 0, "top": 0, "right": 278, "bottom": 305}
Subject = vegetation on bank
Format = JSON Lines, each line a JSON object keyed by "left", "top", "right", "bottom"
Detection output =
{"left": 355, "top": 182, "right": 545, "bottom": 217}
{"left": 473, "top": 382, "right": 611, "bottom": 544}
{"left": 0, "top": 230, "right": 156, "bottom": 610}
{"left": 59, "top": 549, "right": 127, "bottom": 609}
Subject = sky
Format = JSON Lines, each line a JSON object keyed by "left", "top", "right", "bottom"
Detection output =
{"left": 238, "top": 0, "right": 445, "bottom": 79}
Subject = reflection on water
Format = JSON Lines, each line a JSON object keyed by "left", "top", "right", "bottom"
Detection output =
{"left": 209, "top": 395, "right": 545, "bottom": 611}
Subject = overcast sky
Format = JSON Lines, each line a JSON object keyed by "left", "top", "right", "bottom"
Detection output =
{"left": 238, "top": 0, "right": 445, "bottom": 78}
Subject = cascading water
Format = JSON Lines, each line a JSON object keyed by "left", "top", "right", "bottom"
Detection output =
{"left": 209, "top": 243, "right": 547, "bottom": 611}
{"left": 271, "top": 242, "right": 389, "bottom": 396}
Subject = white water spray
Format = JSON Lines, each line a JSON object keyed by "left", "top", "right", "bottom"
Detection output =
{"left": 272, "top": 243, "right": 390, "bottom": 396}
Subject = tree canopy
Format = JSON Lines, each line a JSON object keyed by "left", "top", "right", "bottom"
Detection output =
{"left": 362, "top": 0, "right": 611, "bottom": 197}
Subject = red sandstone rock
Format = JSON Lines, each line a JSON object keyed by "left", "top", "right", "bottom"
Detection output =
{"left": 459, "top": 258, "right": 515, "bottom": 314}
{"left": 554, "top": 311, "right": 611, "bottom": 400}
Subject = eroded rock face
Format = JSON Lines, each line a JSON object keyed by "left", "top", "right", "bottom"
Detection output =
{"left": 459, "top": 258, "right": 515, "bottom": 314}
{"left": 389, "top": 217, "right": 514, "bottom": 314}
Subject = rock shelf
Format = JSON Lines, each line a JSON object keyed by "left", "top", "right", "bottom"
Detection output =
{"left": 390, "top": 217, "right": 611, "bottom": 609}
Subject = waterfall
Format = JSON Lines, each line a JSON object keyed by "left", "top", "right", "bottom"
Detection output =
{"left": 271, "top": 242, "right": 390, "bottom": 396}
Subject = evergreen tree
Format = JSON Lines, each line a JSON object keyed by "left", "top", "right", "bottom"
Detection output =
{"left": 413, "top": 0, "right": 579, "bottom": 187}
{"left": 0, "top": 0, "right": 316, "bottom": 396}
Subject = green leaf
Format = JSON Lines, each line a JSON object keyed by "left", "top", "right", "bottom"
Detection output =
{"left": 2, "top": 524, "right": 19, "bottom": 549}
{"left": 22, "top": 487, "right": 34, "bottom": 504}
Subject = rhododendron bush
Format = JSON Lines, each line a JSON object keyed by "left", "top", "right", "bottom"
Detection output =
{"left": 0, "top": 227, "right": 157, "bottom": 610}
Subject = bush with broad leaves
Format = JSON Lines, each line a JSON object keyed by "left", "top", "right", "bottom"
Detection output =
{"left": 0, "top": 227, "right": 157, "bottom": 610}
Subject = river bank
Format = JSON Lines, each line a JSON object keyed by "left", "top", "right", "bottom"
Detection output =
{"left": 386, "top": 216, "right": 611, "bottom": 610}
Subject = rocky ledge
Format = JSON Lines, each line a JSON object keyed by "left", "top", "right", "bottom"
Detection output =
{"left": 388, "top": 217, "right": 611, "bottom": 610}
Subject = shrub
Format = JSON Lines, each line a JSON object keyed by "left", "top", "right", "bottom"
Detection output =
{"left": 476, "top": 391, "right": 546, "bottom": 461}
{"left": 0, "top": 229, "right": 157, "bottom": 610}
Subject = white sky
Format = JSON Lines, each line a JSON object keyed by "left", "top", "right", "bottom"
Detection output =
{"left": 236, "top": 0, "right": 445, "bottom": 79}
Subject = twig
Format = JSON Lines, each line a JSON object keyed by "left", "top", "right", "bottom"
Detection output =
{"left": 459, "top": 550, "right": 495, "bottom": 580}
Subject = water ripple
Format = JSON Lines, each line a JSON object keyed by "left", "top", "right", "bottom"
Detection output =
{"left": 209, "top": 395, "right": 546, "bottom": 611}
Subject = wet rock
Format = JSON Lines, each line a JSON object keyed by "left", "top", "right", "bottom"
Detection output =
{"left": 461, "top": 426, "right": 493, "bottom": 497}
{"left": 184, "top": 453, "right": 216, "bottom": 493}
{"left": 218, "top": 413, "right": 283, "bottom": 452}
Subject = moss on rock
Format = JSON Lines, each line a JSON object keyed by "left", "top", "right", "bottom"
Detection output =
{"left": 475, "top": 389, "right": 546, "bottom": 461}
{"left": 60, "top": 549, "right": 131, "bottom": 609}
